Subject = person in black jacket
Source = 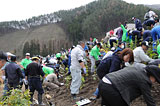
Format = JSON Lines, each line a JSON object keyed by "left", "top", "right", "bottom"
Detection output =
{"left": 25, "top": 57, "right": 45, "bottom": 105}
{"left": 5, "top": 55, "right": 24, "bottom": 90}
{"left": 149, "top": 59, "right": 160, "bottom": 66}
{"left": 90, "top": 48, "right": 134, "bottom": 100}
{"left": 99, "top": 64, "right": 160, "bottom": 106}
{"left": 131, "top": 30, "right": 142, "bottom": 45}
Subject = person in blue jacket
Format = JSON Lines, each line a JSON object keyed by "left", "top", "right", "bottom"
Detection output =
{"left": 132, "top": 17, "right": 142, "bottom": 31}
{"left": 114, "top": 42, "right": 125, "bottom": 54}
{"left": 97, "top": 48, "right": 134, "bottom": 79}
{"left": 142, "top": 30, "right": 152, "bottom": 42}
{"left": 151, "top": 25, "right": 160, "bottom": 51}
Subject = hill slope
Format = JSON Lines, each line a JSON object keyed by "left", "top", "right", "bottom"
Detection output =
{"left": 146, "top": 4, "right": 160, "bottom": 10}
{"left": 0, "top": 24, "right": 70, "bottom": 57}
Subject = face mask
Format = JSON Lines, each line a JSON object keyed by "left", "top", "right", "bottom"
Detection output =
{"left": 121, "top": 45, "right": 125, "bottom": 49}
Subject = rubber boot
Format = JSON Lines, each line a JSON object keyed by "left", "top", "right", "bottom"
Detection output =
{"left": 30, "top": 94, "right": 34, "bottom": 106}
{"left": 30, "top": 94, "right": 33, "bottom": 102}
{"left": 38, "top": 94, "right": 45, "bottom": 106}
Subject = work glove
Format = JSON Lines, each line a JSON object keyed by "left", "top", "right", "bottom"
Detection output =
{"left": 22, "top": 79, "right": 28, "bottom": 85}
{"left": 44, "top": 77, "right": 48, "bottom": 82}
{"left": 2, "top": 76, "right": 6, "bottom": 80}
{"left": 83, "top": 67, "right": 87, "bottom": 74}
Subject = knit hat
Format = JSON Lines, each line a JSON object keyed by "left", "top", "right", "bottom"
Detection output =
{"left": 145, "top": 65, "right": 160, "bottom": 83}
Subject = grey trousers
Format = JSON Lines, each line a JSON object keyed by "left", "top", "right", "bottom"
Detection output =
{"left": 70, "top": 66, "right": 82, "bottom": 94}
{"left": 89, "top": 55, "right": 96, "bottom": 73}
{"left": 43, "top": 74, "right": 60, "bottom": 89}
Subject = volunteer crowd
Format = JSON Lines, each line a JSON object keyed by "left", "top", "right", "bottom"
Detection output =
{"left": 0, "top": 9, "right": 160, "bottom": 106}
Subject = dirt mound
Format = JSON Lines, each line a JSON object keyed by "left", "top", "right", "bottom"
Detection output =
{"left": 40, "top": 75, "right": 160, "bottom": 106}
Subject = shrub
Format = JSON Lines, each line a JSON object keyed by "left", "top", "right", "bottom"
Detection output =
{"left": 0, "top": 89, "right": 31, "bottom": 106}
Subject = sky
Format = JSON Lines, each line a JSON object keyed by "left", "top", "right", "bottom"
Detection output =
{"left": 0, "top": 0, "right": 160, "bottom": 22}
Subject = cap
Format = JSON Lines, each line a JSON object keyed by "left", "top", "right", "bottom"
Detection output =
{"left": 109, "top": 30, "right": 114, "bottom": 35}
{"left": 56, "top": 53, "right": 61, "bottom": 58}
{"left": 141, "top": 41, "right": 149, "bottom": 47}
{"left": 145, "top": 65, "right": 160, "bottom": 83}
{"left": 132, "top": 17, "right": 135, "bottom": 20}
{"left": 6, "top": 52, "right": 14, "bottom": 56}
{"left": 31, "top": 56, "right": 40, "bottom": 60}
{"left": 26, "top": 53, "right": 30, "bottom": 56}
{"left": 0, "top": 51, "right": 7, "bottom": 61}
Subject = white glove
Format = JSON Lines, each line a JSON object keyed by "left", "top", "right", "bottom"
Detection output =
{"left": 83, "top": 67, "right": 87, "bottom": 74}
{"left": 60, "top": 83, "right": 64, "bottom": 86}
{"left": 22, "top": 79, "right": 28, "bottom": 85}
{"left": 44, "top": 77, "right": 48, "bottom": 82}
{"left": 2, "top": 76, "right": 6, "bottom": 80}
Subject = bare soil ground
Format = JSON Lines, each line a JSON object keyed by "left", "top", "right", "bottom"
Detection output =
{"left": 1, "top": 69, "right": 160, "bottom": 106}
{"left": 39, "top": 75, "right": 160, "bottom": 106}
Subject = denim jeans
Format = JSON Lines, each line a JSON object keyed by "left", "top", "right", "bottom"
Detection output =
{"left": 152, "top": 34, "right": 160, "bottom": 51}
{"left": 93, "top": 88, "right": 99, "bottom": 96}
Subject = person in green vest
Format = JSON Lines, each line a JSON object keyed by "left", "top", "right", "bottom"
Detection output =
{"left": 89, "top": 43, "right": 101, "bottom": 74}
{"left": 42, "top": 66, "right": 54, "bottom": 75}
{"left": 121, "top": 24, "right": 132, "bottom": 43}
{"left": 42, "top": 66, "right": 64, "bottom": 89}
{"left": 20, "top": 53, "right": 32, "bottom": 89}
{"left": 20, "top": 53, "right": 32, "bottom": 70}
{"left": 93, "top": 38, "right": 98, "bottom": 45}
{"left": 157, "top": 44, "right": 160, "bottom": 59}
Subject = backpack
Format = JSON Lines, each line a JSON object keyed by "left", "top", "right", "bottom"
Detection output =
{"left": 144, "top": 12, "right": 150, "bottom": 21}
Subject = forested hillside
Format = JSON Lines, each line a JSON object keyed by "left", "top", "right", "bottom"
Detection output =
{"left": 55, "top": 0, "right": 160, "bottom": 43}
{"left": 0, "top": 0, "right": 160, "bottom": 56}
{"left": 0, "top": 24, "right": 70, "bottom": 57}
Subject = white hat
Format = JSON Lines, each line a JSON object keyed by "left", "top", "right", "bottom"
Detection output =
{"left": 6, "top": 52, "right": 14, "bottom": 56}
{"left": 26, "top": 53, "right": 30, "bottom": 56}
